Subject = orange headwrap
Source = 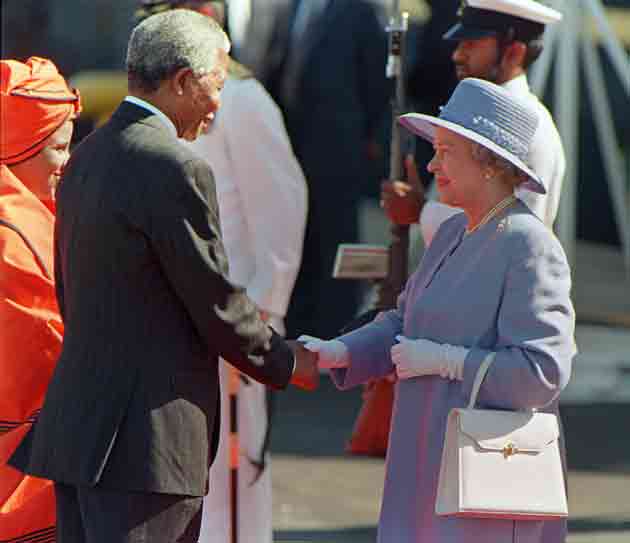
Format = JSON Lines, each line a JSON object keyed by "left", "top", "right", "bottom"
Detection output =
{"left": 0, "top": 56, "right": 81, "bottom": 165}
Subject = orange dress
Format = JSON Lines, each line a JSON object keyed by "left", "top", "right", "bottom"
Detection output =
{"left": 0, "top": 164, "right": 61, "bottom": 542}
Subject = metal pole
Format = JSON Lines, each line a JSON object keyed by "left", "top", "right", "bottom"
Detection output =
{"left": 376, "top": 1, "right": 410, "bottom": 309}
{"left": 529, "top": 15, "right": 559, "bottom": 95}
{"left": 544, "top": 0, "right": 629, "bottom": 272}
{"left": 586, "top": 0, "right": 630, "bottom": 96}
{"left": 228, "top": 366, "right": 240, "bottom": 543}
{"left": 554, "top": 0, "right": 580, "bottom": 264}
{"left": 581, "top": 23, "right": 630, "bottom": 272}
{"left": 584, "top": 0, "right": 630, "bottom": 273}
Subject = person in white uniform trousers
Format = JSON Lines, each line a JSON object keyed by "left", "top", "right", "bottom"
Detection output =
{"left": 192, "top": 74, "right": 306, "bottom": 543}
{"left": 382, "top": 0, "right": 566, "bottom": 244}
{"left": 132, "top": 2, "right": 306, "bottom": 542}
{"left": 188, "top": 15, "right": 307, "bottom": 543}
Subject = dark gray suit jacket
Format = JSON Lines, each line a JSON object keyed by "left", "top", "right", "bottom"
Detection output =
{"left": 264, "top": 0, "right": 391, "bottom": 338}
{"left": 10, "top": 102, "right": 294, "bottom": 497}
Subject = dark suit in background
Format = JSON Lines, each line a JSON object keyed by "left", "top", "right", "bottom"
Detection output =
{"left": 10, "top": 102, "right": 295, "bottom": 541}
{"left": 264, "top": 0, "right": 390, "bottom": 340}
{"left": 407, "top": 0, "right": 459, "bottom": 185}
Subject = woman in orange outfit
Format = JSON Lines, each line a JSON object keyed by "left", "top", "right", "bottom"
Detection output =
{"left": 0, "top": 56, "right": 80, "bottom": 543}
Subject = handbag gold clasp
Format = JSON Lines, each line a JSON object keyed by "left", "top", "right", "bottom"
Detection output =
{"left": 502, "top": 442, "right": 518, "bottom": 459}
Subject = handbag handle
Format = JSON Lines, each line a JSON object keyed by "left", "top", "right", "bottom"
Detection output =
{"left": 467, "top": 352, "right": 496, "bottom": 409}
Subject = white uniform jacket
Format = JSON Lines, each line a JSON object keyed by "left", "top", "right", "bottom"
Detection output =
{"left": 189, "top": 77, "right": 307, "bottom": 324}
{"left": 187, "top": 76, "right": 307, "bottom": 543}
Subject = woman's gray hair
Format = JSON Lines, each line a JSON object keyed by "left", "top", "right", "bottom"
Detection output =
{"left": 470, "top": 142, "right": 527, "bottom": 187}
{"left": 126, "top": 9, "right": 231, "bottom": 93}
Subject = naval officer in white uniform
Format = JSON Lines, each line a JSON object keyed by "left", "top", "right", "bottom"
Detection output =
{"left": 383, "top": 0, "right": 566, "bottom": 243}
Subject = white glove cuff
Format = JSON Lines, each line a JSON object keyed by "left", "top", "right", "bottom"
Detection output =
{"left": 441, "top": 343, "right": 469, "bottom": 381}
{"left": 299, "top": 336, "right": 349, "bottom": 369}
{"left": 316, "top": 339, "right": 349, "bottom": 369}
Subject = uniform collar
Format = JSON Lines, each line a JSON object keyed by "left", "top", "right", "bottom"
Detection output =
{"left": 501, "top": 74, "right": 530, "bottom": 97}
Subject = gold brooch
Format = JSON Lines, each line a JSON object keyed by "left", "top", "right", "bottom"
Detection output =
{"left": 502, "top": 442, "right": 519, "bottom": 459}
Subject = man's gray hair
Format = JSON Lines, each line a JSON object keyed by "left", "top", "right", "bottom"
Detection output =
{"left": 126, "top": 9, "right": 231, "bottom": 92}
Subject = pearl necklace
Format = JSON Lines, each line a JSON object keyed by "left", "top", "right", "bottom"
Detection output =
{"left": 465, "top": 194, "right": 517, "bottom": 236}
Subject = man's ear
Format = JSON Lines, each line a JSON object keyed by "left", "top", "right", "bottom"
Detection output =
{"left": 196, "top": 2, "right": 226, "bottom": 26}
{"left": 171, "top": 67, "right": 194, "bottom": 96}
{"left": 501, "top": 41, "right": 527, "bottom": 71}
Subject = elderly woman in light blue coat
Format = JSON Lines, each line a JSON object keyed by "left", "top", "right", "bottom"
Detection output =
{"left": 301, "top": 78, "right": 576, "bottom": 543}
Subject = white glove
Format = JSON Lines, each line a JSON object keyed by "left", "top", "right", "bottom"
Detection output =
{"left": 297, "top": 335, "right": 349, "bottom": 369}
{"left": 391, "top": 335, "right": 468, "bottom": 381}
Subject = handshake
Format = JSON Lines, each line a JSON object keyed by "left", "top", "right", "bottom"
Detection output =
{"left": 287, "top": 334, "right": 469, "bottom": 391}
{"left": 286, "top": 336, "right": 349, "bottom": 391}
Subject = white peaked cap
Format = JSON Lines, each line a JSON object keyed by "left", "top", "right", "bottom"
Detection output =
{"left": 465, "top": 0, "right": 563, "bottom": 24}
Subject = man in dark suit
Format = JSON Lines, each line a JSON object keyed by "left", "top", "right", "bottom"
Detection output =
{"left": 262, "top": 0, "right": 391, "bottom": 340}
{"left": 9, "top": 10, "right": 317, "bottom": 543}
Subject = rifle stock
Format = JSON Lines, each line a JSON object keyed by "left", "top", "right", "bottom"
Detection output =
{"left": 343, "top": 4, "right": 410, "bottom": 459}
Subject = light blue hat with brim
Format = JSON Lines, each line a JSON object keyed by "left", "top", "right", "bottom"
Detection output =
{"left": 399, "top": 77, "right": 545, "bottom": 194}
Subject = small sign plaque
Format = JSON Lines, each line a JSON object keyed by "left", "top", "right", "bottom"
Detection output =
{"left": 332, "top": 244, "right": 389, "bottom": 280}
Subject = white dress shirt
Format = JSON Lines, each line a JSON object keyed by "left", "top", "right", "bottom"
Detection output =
{"left": 419, "top": 73, "right": 567, "bottom": 245}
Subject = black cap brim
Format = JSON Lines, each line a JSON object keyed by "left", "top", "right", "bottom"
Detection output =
{"left": 443, "top": 22, "right": 499, "bottom": 42}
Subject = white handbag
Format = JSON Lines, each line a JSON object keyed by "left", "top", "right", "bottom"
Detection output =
{"left": 435, "top": 353, "right": 568, "bottom": 520}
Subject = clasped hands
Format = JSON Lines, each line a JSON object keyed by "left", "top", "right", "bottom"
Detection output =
{"left": 286, "top": 340, "right": 320, "bottom": 391}
{"left": 296, "top": 335, "right": 468, "bottom": 381}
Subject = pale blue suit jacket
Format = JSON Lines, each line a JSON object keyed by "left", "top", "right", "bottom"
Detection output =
{"left": 331, "top": 201, "right": 576, "bottom": 543}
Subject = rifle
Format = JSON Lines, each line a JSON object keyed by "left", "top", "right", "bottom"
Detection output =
{"left": 376, "top": 1, "right": 410, "bottom": 310}
{"left": 335, "top": 1, "right": 410, "bottom": 330}
{"left": 341, "top": 1, "right": 410, "bottom": 458}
